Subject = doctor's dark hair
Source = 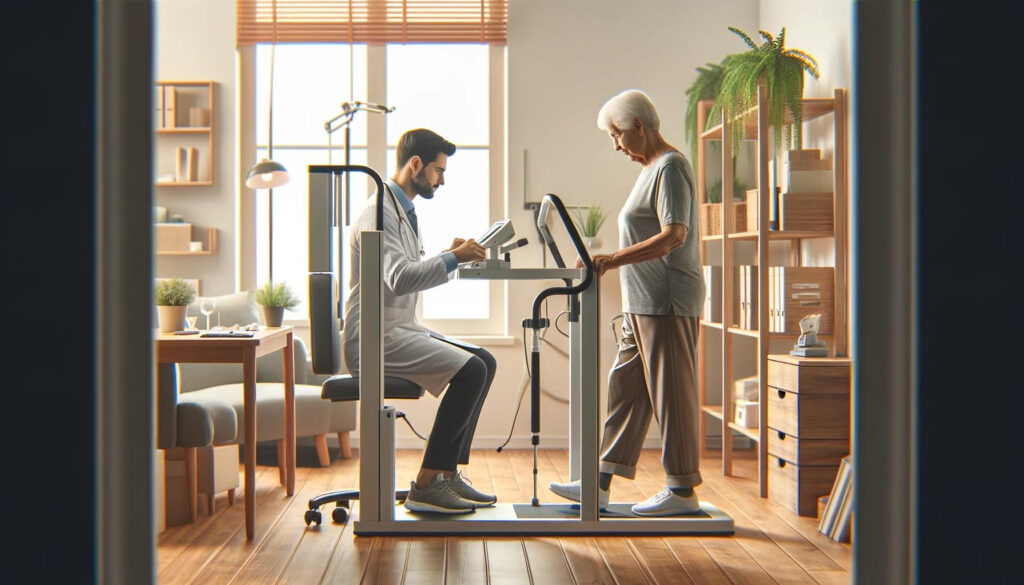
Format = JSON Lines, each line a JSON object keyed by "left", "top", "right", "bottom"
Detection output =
{"left": 396, "top": 128, "right": 456, "bottom": 168}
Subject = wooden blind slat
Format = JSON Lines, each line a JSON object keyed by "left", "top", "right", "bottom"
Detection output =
{"left": 237, "top": 0, "right": 507, "bottom": 46}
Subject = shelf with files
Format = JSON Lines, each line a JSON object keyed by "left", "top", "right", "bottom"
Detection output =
{"left": 695, "top": 88, "right": 848, "bottom": 499}
{"left": 154, "top": 81, "right": 215, "bottom": 187}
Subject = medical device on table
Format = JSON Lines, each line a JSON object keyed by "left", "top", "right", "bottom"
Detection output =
{"left": 305, "top": 165, "right": 733, "bottom": 535}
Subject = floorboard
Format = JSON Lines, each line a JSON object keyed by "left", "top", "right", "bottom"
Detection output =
{"left": 153, "top": 449, "right": 851, "bottom": 584}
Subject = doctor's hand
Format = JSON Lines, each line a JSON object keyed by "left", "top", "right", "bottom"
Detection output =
{"left": 577, "top": 253, "right": 615, "bottom": 277}
{"left": 449, "top": 238, "right": 485, "bottom": 263}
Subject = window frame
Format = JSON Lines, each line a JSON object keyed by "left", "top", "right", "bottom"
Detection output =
{"left": 239, "top": 43, "right": 507, "bottom": 337}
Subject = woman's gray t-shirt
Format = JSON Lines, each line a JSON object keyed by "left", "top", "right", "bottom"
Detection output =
{"left": 617, "top": 150, "right": 705, "bottom": 316}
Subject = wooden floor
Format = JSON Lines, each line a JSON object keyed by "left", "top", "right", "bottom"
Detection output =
{"left": 157, "top": 449, "right": 851, "bottom": 584}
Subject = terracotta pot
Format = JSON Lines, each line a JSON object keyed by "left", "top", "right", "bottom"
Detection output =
{"left": 157, "top": 305, "right": 187, "bottom": 333}
{"left": 261, "top": 306, "right": 285, "bottom": 327}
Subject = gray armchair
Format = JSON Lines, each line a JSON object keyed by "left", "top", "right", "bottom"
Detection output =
{"left": 175, "top": 291, "right": 357, "bottom": 471}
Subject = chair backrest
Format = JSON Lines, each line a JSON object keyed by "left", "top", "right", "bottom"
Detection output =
{"left": 309, "top": 271, "right": 343, "bottom": 375}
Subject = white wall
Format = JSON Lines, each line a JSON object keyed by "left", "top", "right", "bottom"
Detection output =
{"left": 151, "top": 0, "right": 855, "bottom": 454}
{"left": 154, "top": 0, "right": 238, "bottom": 296}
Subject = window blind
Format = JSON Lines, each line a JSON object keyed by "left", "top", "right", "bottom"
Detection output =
{"left": 237, "top": 0, "right": 507, "bottom": 45}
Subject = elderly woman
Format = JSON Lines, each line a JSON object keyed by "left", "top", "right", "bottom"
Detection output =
{"left": 550, "top": 89, "right": 704, "bottom": 516}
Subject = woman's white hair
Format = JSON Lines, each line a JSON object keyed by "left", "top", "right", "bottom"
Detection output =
{"left": 596, "top": 89, "right": 661, "bottom": 133}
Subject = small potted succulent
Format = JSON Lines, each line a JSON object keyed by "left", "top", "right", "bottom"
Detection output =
{"left": 155, "top": 278, "right": 197, "bottom": 333}
{"left": 254, "top": 281, "right": 300, "bottom": 327}
{"left": 571, "top": 205, "right": 608, "bottom": 249}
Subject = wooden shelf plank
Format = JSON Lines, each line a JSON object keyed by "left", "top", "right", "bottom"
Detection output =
{"left": 701, "top": 321, "right": 724, "bottom": 330}
{"left": 728, "top": 422, "right": 761, "bottom": 442}
{"left": 702, "top": 405, "right": 724, "bottom": 420}
{"left": 728, "top": 230, "right": 834, "bottom": 241}
{"left": 156, "top": 181, "right": 214, "bottom": 187}
{"left": 700, "top": 98, "right": 837, "bottom": 142}
{"left": 156, "top": 127, "right": 211, "bottom": 134}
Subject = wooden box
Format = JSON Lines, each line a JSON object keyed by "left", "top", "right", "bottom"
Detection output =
{"left": 771, "top": 266, "right": 835, "bottom": 334}
{"left": 744, "top": 187, "right": 781, "bottom": 232}
{"left": 780, "top": 192, "right": 833, "bottom": 232}
{"left": 768, "top": 456, "right": 839, "bottom": 517}
{"left": 699, "top": 202, "right": 747, "bottom": 236}
{"left": 155, "top": 222, "right": 192, "bottom": 252}
{"left": 196, "top": 444, "right": 239, "bottom": 498}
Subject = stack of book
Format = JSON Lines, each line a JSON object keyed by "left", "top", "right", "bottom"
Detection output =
{"left": 817, "top": 455, "right": 852, "bottom": 542}
{"left": 175, "top": 146, "right": 200, "bottom": 183}
{"left": 780, "top": 149, "right": 834, "bottom": 232}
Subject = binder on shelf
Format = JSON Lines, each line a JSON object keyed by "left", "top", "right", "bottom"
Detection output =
{"left": 187, "top": 147, "right": 198, "bottom": 182}
{"left": 174, "top": 147, "right": 187, "bottom": 183}
{"left": 703, "top": 265, "right": 722, "bottom": 322}
{"left": 777, "top": 266, "right": 834, "bottom": 334}
{"left": 156, "top": 85, "right": 165, "bottom": 129}
{"left": 164, "top": 85, "right": 177, "bottom": 128}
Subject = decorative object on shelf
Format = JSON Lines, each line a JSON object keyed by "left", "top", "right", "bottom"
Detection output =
{"left": 717, "top": 27, "right": 820, "bottom": 157}
{"left": 254, "top": 281, "right": 299, "bottom": 327}
{"left": 155, "top": 278, "right": 197, "bottom": 333}
{"left": 791, "top": 313, "right": 828, "bottom": 357}
{"left": 684, "top": 59, "right": 729, "bottom": 161}
{"left": 155, "top": 81, "right": 214, "bottom": 186}
{"left": 571, "top": 205, "right": 607, "bottom": 249}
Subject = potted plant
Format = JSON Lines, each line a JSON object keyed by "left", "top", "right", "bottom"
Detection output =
{"left": 684, "top": 58, "right": 729, "bottom": 162}
{"left": 571, "top": 205, "right": 608, "bottom": 249}
{"left": 254, "top": 281, "right": 299, "bottom": 327}
{"left": 155, "top": 278, "right": 197, "bottom": 333}
{"left": 717, "top": 27, "right": 820, "bottom": 157}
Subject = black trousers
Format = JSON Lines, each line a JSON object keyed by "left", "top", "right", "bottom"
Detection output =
{"left": 420, "top": 344, "right": 496, "bottom": 471}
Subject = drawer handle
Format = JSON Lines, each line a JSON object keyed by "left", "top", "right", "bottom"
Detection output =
{"left": 778, "top": 389, "right": 785, "bottom": 399}
{"left": 777, "top": 458, "right": 786, "bottom": 468}
{"left": 777, "top": 431, "right": 786, "bottom": 441}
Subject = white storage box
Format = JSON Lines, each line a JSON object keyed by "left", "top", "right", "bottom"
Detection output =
{"left": 734, "top": 399, "right": 759, "bottom": 429}
{"left": 734, "top": 376, "right": 758, "bottom": 401}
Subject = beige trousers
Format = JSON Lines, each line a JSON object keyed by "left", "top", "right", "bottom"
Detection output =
{"left": 598, "top": 313, "right": 702, "bottom": 488}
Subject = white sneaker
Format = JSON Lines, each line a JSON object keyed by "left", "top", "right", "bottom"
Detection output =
{"left": 631, "top": 488, "right": 701, "bottom": 516}
{"left": 548, "top": 480, "right": 610, "bottom": 508}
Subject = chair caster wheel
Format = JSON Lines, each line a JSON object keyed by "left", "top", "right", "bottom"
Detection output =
{"left": 332, "top": 507, "right": 349, "bottom": 523}
{"left": 305, "top": 509, "right": 322, "bottom": 526}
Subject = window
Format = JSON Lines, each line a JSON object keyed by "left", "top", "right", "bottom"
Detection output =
{"left": 252, "top": 43, "right": 505, "bottom": 335}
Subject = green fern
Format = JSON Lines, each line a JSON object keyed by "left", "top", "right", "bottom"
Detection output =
{"left": 716, "top": 27, "right": 820, "bottom": 157}
{"left": 684, "top": 59, "right": 729, "bottom": 161}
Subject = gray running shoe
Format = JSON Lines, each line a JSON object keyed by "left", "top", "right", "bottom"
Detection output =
{"left": 403, "top": 474, "right": 477, "bottom": 515}
{"left": 448, "top": 470, "right": 497, "bottom": 507}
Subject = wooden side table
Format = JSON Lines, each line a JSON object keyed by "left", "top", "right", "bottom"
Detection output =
{"left": 155, "top": 326, "right": 295, "bottom": 540}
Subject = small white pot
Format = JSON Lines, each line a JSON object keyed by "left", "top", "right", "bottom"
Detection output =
{"left": 583, "top": 236, "right": 602, "bottom": 249}
{"left": 157, "top": 305, "right": 187, "bottom": 333}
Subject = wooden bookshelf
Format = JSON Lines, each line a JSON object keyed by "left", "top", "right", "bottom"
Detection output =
{"left": 155, "top": 81, "right": 215, "bottom": 186}
{"left": 696, "top": 88, "right": 849, "bottom": 499}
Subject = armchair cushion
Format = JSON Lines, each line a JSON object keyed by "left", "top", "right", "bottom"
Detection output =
{"left": 175, "top": 398, "right": 238, "bottom": 447}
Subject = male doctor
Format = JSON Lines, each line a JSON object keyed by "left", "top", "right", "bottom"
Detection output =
{"left": 343, "top": 128, "right": 498, "bottom": 514}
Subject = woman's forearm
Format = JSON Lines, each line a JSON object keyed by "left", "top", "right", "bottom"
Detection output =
{"left": 608, "top": 224, "right": 687, "bottom": 269}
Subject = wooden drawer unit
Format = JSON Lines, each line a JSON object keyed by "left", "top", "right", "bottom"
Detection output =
{"left": 768, "top": 456, "right": 839, "bottom": 517}
{"left": 766, "top": 354, "right": 851, "bottom": 516}
{"left": 768, "top": 429, "right": 848, "bottom": 466}
{"left": 767, "top": 388, "right": 850, "bottom": 439}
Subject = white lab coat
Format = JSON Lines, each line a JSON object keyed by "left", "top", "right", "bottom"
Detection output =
{"left": 342, "top": 184, "right": 472, "bottom": 396}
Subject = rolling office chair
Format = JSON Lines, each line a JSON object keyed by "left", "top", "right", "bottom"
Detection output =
{"left": 303, "top": 271, "right": 424, "bottom": 525}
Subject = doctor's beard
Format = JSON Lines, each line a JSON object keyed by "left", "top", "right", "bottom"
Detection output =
{"left": 411, "top": 169, "right": 438, "bottom": 199}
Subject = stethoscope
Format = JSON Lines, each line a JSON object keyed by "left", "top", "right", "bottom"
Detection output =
{"left": 384, "top": 183, "right": 426, "bottom": 258}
